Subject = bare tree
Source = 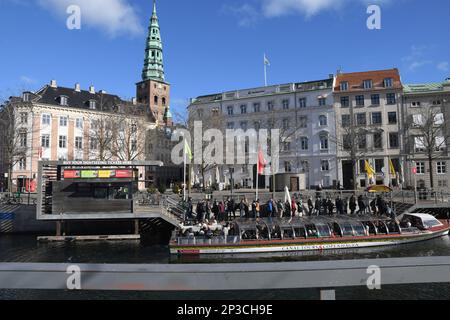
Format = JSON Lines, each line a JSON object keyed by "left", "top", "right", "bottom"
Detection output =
{"left": 406, "top": 106, "right": 450, "bottom": 189}
{"left": 331, "top": 114, "right": 381, "bottom": 190}
{"left": 112, "top": 116, "right": 148, "bottom": 161}
{"left": 188, "top": 107, "right": 223, "bottom": 191}
{"left": 0, "top": 97, "right": 36, "bottom": 192}
{"left": 88, "top": 114, "right": 116, "bottom": 161}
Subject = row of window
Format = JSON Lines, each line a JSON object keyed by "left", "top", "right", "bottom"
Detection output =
{"left": 283, "top": 160, "right": 331, "bottom": 173}
{"left": 227, "top": 115, "right": 330, "bottom": 130}
{"left": 40, "top": 115, "right": 138, "bottom": 132}
{"left": 416, "top": 161, "right": 447, "bottom": 175}
{"left": 341, "top": 111, "right": 397, "bottom": 126}
{"left": 340, "top": 93, "right": 396, "bottom": 107}
{"left": 225, "top": 97, "right": 328, "bottom": 116}
{"left": 339, "top": 78, "right": 394, "bottom": 91}
{"left": 41, "top": 135, "right": 137, "bottom": 151}
{"left": 343, "top": 132, "right": 400, "bottom": 150}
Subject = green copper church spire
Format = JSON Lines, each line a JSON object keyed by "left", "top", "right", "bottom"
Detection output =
{"left": 142, "top": 0, "right": 165, "bottom": 82}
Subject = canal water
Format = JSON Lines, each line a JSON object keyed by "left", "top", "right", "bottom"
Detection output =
{"left": 1, "top": 234, "right": 450, "bottom": 299}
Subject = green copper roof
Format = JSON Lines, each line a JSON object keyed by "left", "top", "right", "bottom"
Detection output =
{"left": 403, "top": 82, "right": 444, "bottom": 93}
{"left": 164, "top": 106, "right": 172, "bottom": 119}
{"left": 142, "top": 0, "right": 165, "bottom": 82}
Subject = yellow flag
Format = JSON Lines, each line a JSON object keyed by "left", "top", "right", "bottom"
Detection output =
{"left": 365, "top": 160, "right": 375, "bottom": 179}
{"left": 389, "top": 159, "right": 397, "bottom": 179}
{"left": 184, "top": 139, "right": 193, "bottom": 161}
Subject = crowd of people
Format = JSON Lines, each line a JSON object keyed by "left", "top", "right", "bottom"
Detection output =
{"left": 183, "top": 194, "right": 394, "bottom": 224}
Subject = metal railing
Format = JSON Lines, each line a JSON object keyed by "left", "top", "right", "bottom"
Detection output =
{"left": 2, "top": 257, "right": 450, "bottom": 299}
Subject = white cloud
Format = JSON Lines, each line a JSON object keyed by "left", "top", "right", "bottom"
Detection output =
{"left": 222, "top": 4, "right": 260, "bottom": 27}
{"left": 437, "top": 62, "right": 449, "bottom": 72}
{"left": 38, "top": 0, "right": 143, "bottom": 37}
{"left": 402, "top": 45, "right": 433, "bottom": 72}
{"left": 20, "top": 76, "right": 36, "bottom": 84}
{"left": 224, "top": 0, "right": 390, "bottom": 25}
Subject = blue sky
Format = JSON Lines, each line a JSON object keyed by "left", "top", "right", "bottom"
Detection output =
{"left": 0, "top": 0, "right": 449, "bottom": 117}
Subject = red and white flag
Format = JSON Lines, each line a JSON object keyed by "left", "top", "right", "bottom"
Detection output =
{"left": 257, "top": 148, "right": 267, "bottom": 175}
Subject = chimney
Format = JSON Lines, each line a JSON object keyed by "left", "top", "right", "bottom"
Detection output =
{"left": 74, "top": 83, "right": 81, "bottom": 92}
{"left": 50, "top": 80, "right": 57, "bottom": 88}
{"left": 89, "top": 85, "right": 95, "bottom": 94}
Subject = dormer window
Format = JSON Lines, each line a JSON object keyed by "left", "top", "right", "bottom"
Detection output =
{"left": 59, "top": 96, "right": 68, "bottom": 106}
{"left": 363, "top": 80, "right": 373, "bottom": 89}
{"left": 384, "top": 78, "right": 393, "bottom": 88}
{"left": 340, "top": 81, "right": 349, "bottom": 91}
{"left": 89, "top": 100, "right": 97, "bottom": 110}
{"left": 23, "top": 93, "right": 30, "bottom": 102}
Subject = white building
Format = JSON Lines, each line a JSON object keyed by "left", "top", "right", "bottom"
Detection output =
{"left": 187, "top": 77, "right": 338, "bottom": 190}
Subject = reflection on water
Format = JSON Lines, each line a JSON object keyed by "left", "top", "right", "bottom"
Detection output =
{"left": 1, "top": 235, "right": 450, "bottom": 299}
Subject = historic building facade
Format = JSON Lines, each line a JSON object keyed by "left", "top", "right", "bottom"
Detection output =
{"left": 0, "top": 1, "right": 181, "bottom": 192}
{"left": 0, "top": 81, "right": 154, "bottom": 192}
{"left": 402, "top": 79, "right": 450, "bottom": 191}
{"left": 333, "top": 69, "right": 405, "bottom": 190}
{"left": 188, "top": 77, "right": 338, "bottom": 190}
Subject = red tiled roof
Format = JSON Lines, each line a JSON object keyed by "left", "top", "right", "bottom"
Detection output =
{"left": 334, "top": 68, "right": 402, "bottom": 92}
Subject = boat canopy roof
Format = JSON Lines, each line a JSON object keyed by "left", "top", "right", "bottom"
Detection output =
{"left": 232, "top": 216, "right": 387, "bottom": 231}
{"left": 402, "top": 213, "right": 443, "bottom": 228}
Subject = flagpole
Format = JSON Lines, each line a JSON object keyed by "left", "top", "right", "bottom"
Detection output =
{"left": 264, "top": 54, "right": 267, "bottom": 87}
{"left": 256, "top": 151, "right": 259, "bottom": 201}
{"left": 183, "top": 138, "right": 187, "bottom": 202}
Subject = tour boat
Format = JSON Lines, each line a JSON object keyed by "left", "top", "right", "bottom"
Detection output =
{"left": 170, "top": 213, "right": 450, "bottom": 255}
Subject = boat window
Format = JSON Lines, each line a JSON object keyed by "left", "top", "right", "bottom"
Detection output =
{"left": 422, "top": 219, "right": 442, "bottom": 229}
{"left": 282, "top": 228, "right": 295, "bottom": 239}
{"left": 373, "top": 221, "right": 388, "bottom": 234}
{"left": 315, "top": 224, "right": 331, "bottom": 238}
{"left": 351, "top": 223, "right": 366, "bottom": 236}
{"left": 294, "top": 227, "right": 306, "bottom": 239}
{"left": 241, "top": 229, "right": 257, "bottom": 240}
{"left": 332, "top": 223, "right": 342, "bottom": 237}
{"left": 270, "top": 225, "right": 282, "bottom": 240}
{"left": 340, "top": 223, "right": 354, "bottom": 237}
{"left": 305, "top": 224, "right": 319, "bottom": 238}
{"left": 362, "top": 222, "right": 376, "bottom": 235}
{"left": 256, "top": 223, "right": 270, "bottom": 240}
{"left": 386, "top": 220, "right": 400, "bottom": 233}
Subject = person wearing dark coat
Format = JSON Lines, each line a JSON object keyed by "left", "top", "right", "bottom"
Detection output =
{"left": 284, "top": 201, "right": 291, "bottom": 217}
{"left": 336, "top": 197, "right": 344, "bottom": 215}
{"left": 357, "top": 195, "right": 366, "bottom": 214}
{"left": 349, "top": 195, "right": 357, "bottom": 215}
{"left": 308, "top": 198, "right": 314, "bottom": 216}
{"left": 314, "top": 198, "right": 321, "bottom": 215}
{"left": 327, "top": 199, "right": 334, "bottom": 216}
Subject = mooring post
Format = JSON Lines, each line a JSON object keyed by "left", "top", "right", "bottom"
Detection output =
{"left": 134, "top": 219, "right": 139, "bottom": 235}
{"left": 320, "top": 289, "right": 336, "bottom": 300}
{"left": 56, "top": 221, "right": 61, "bottom": 237}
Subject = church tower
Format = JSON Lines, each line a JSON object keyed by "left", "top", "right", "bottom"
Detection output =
{"left": 137, "top": 0, "right": 172, "bottom": 126}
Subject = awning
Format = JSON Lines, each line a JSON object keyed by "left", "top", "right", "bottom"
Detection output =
{"left": 366, "top": 185, "right": 393, "bottom": 193}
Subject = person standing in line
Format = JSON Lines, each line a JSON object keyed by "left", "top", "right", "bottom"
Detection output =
{"left": 291, "top": 199, "right": 298, "bottom": 217}
{"left": 251, "top": 200, "right": 257, "bottom": 218}
{"left": 349, "top": 195, "right": 357, "bottom": 215}
{"left": 218, "top": 201, "right": 225, "bottom": 222}
{"left": 255, "top": 200, "right": 261, "bottom": 218}
{"left": 239, "top": 199, "right": 246, "bottom": 218}
{"left": 314, "top": 197, "right": 321, "bottom": 216}
{"left": 308, "top": 197, "right": 314, "bottom": 216}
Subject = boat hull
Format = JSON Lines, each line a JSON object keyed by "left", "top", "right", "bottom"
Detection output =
{"left": 170, "top": 228, "right": 450, "bottom": 255}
